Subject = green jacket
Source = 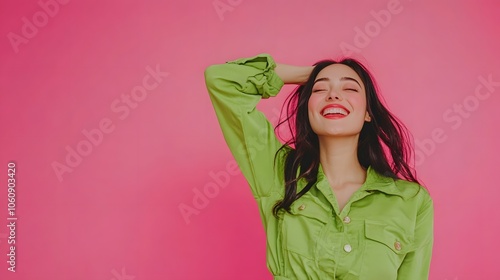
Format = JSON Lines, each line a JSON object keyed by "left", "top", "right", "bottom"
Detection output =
{"left": 204, "top": 54, "right": 434, "bottom": 280}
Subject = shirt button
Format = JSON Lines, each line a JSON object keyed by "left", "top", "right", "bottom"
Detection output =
{"left": 343, "top": 244, "right": 352, "bottom": 253}
{"left": 298, "top": 204, "right": 306, "bottom": 210}
{"left": 343, "top": 216, "right": 351, "bottom": 224}
{"left": 394, "top": 241, "right": 402, "bottom": 251}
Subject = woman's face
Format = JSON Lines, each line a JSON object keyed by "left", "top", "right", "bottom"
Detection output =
{"left": 307, "top": 64, "right": 371, "bottom": 138}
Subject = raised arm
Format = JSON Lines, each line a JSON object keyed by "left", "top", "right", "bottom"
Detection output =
{"left": 275, "top": 63, "right": 313, "bottom": 84}
{"left": 204, "top": 54, "right": 312, "bottom": 198}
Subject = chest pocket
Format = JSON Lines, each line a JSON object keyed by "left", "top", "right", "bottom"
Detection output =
{"left": 281, "top": 194, "right": 332, "bottom": 258}
{"left": 364, "top": 220, "right": 414, "bottom": 272}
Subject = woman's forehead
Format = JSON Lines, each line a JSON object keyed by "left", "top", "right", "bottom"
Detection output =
{"left": 315, "top": 64, "right": 363, "bottom": 87}
{"left": 316, "top": 64, "right": 360, "bottom": 79}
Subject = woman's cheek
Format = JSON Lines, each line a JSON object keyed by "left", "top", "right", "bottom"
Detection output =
{"left": 348, "top": 95, "right": 367, "bottom": 113}
{"left": 308, "top": 94, "right": 321, "bottom": 107}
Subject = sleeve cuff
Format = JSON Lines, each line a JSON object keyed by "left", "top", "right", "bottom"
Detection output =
{"left": 227, "top": 53, "right": 284, "bottom": 98}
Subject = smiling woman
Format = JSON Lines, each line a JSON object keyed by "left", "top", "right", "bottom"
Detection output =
{"left": 204, "top": 53, "right": 433, "bottom": 280}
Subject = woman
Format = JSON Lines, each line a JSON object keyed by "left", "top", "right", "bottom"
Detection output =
{"left": 204, "top": 53, "right": 433, "bottom": 279}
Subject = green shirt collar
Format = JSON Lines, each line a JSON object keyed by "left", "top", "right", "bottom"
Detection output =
{"left": 316, "top": 165, "right": 417, "bottom": 200}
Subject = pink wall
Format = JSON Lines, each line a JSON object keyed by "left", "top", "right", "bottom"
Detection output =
{"left": 1, "top": 0, "right": 499, "bottom": 279}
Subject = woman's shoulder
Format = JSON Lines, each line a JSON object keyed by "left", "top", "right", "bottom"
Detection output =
{"left": 367, "top": 167, "right": 432, "bottom": 203}
{"left": 392, "top": 176, "right": 433, "bottom": 205}
{"left": 373, "top": 171, "right": 433, "bottom": 222}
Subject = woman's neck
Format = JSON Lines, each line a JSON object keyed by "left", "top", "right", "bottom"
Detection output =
{"left": 318, "top": 136, "right": 367, "bottom": 190}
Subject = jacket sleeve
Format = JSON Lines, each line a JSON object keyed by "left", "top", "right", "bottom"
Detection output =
{"left": 397, "top": 193, "right": 434, "bottom": 279}
{"left": 204, "top": 54, "right": 285, "bottom": 198}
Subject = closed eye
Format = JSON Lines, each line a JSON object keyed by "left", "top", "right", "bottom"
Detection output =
{"left": 345, "top": 88, "right": 358, "bottom": 92}
{"left": 312, "top": 89, "right": 326, "bottom": 93}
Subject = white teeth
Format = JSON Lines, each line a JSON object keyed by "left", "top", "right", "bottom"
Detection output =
{"left": 323, "top": 107, "right": 348, "bottom": 116}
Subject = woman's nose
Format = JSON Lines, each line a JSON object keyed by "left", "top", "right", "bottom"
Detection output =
{"left": 326, "top": 89, "right": 342, "bottom": 101}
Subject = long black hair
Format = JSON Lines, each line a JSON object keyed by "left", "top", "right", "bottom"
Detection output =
{"left": 272, "top": 58, "right": 419, "bottom": 218}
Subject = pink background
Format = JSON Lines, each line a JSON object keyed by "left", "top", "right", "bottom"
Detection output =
{"left": 1, "top": 0, "right": 499, "bottom": 279}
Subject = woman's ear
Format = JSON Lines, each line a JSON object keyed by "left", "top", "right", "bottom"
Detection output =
{"left": 365, "top": 112, "right": 371, "bottom": 122}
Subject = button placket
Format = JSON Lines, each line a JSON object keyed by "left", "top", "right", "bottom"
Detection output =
{"left": 340, "top": 211, "right": 354, "bottom": 253}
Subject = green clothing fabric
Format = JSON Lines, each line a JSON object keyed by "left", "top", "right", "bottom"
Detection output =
{"left": 204, "top": 54, "right": 434, "bottom": 280}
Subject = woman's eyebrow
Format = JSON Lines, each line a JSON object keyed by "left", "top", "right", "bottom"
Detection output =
{"left": 313, "top": 77, "right": 330, "bottom": 84}
{"left": 340, "top": 77, "right": 361, "bottom": 87}
{"left": 313, "top": 77, "right": 361, "bottom": 87}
